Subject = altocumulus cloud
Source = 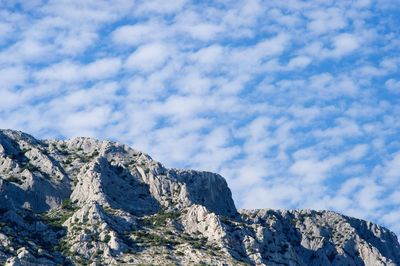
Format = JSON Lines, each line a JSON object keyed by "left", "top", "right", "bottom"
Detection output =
{"left": 1, "top": 0, "right": 400, "bottom": 236}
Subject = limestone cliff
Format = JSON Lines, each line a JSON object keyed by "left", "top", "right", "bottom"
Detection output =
{"left": 0, "top": 129, "right": 399, "bottom": 265}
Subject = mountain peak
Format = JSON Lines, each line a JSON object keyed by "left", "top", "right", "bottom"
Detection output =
{"left": 0, "top": 130, "right": 399, "bottom": 265}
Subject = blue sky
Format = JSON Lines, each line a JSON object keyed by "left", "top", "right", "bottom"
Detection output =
{"left": 1, "top": 0, "right": 400, "bottom": 236}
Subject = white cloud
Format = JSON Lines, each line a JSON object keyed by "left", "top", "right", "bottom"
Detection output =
{"left": 268, "top": 7, "right": 303, "bottom": 28}
{"left": 40, "top": 0, "right": 134, "bottom": 24}
{"left": 331, "top": 33, "right": 360, "bottom": 57}
{"left": 0, "top": 22, "right": 13, "bottom": 44}
{"left": 191, "top": 45, "right": 224, "bottom": 68}
{"left": 112, "top": 23, "right": 162, "bottom": 46}
{"left": 35, "top": 57, "right": 121, "bottom": 82}
{"left": 6, "top": 39, "right": 53, "bottom": 62}
{"left": 61, "top": 106, "right": 112, "bottom": 137}
{"left": 300, "top": 33, "right": 360, "bottom": 60}
{"left": 35, "top": 61, "right": 80, "bottom": 82}
{"left": 255, "top": 33, "right": 291, "bottom": 57}
{"left": 382, "top": 153, "right": 400, "bottom": 185}
{"left": 0, "top": 66, "right": 27, "bottom": 89}
{"left": 306, "top": 7, "right": 347, "bottom": 34}
{"left": 355, "top": 180, "right": 382, "bottom": 212}
{"left": 0, "top": 89, "right": 26, "bottom": 110}
{"left": 55, "top": 30, "right": 98, "bottom": 55}
{"left": 354, "top": 0, "right": 372, "bottom": 8}
{"left": 289, "top": 157, "right": 341, "bottom": 183}
{"left": 345, "top": 144, "right": 369, "bottom": 160}
{"left": 385, "top": 79, "right": 400, "bottom": 93}
{"left": 287, "top": 56, "right": 312, "bottom": 69}
{"left": 176, "top": 70, "right": 212, "bottom": 95}
{"left": 84, "top": 57, "right": 122, "bottom": 80}
{"left": 156, "top": 95, "right": 206, "bottom": 119}
{"left": 314, "top": 118, "right": 361, "bottom": 139}
{"left": 382, "top": 210, "right": 400, "bottom": 234}
{"left": 134, "top": 0, "right": 187, "bottom": 14}
{"left": 240, "top": 185, "right": 296, "bottom": 209}
{"left": 181, "top": 22, "right": 222, "bottom": 41}
{"left": 47, "top": 82, "right": 119, "bottom": 113}
{"left": 125, "top": 43, "right": 170, "bottom": 72}
{"left": 380, "top": 57, "right": 400, "bottom": 72}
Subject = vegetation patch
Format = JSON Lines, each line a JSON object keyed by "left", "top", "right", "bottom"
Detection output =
{"left": 103, "top": 234, "right": 111, "bottom": 243}
{"left": 132, "top": 231, "right": 180, "bottom": 247}
{"left": 61, "top": 199, "right": 78, "bottom": 211}
{"left": 142, "top": 210, "right": 180, "bottom": 227}
{"left": 6, "top": 175, "right": 23, "bottom": 185}
{"left": 42, "top": 201, "right": 77, "bottom": 230}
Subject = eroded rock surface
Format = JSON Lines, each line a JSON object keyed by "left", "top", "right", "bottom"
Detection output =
{"left": 0, "top": 129, "right": 399, "bottom": 265}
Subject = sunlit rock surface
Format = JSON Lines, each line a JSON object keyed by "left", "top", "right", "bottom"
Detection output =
{"left": 0, "top": 129, "right": 399, "bottom": 265}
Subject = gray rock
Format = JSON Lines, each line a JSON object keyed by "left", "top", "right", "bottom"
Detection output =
{"left": 0, "top": 129, "right": 398, "bottom": 266}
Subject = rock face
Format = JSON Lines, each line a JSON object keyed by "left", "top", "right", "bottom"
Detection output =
{"left": 0, "top": 129, "right": 399, "bottom": 266}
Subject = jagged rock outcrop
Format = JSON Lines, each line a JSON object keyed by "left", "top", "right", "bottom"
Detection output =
{"left": 0, "top": 129, "right": 399, "bottom": 265}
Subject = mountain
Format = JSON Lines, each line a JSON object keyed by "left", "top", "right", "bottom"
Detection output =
{"left": 0, "top": 129, "right": 399, "bottom": 266}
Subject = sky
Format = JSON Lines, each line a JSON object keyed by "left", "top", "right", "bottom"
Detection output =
{"left": 1, "top": 0, "right": 400, "bottom": 236}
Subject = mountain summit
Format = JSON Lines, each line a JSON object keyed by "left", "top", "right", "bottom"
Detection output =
{"left": 0, "top": 129, "right": 399, "bottom": 265}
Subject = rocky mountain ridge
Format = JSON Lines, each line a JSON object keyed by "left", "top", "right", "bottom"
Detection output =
{"left": 0, "top": 129, "right": 399, "bottom": 265}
